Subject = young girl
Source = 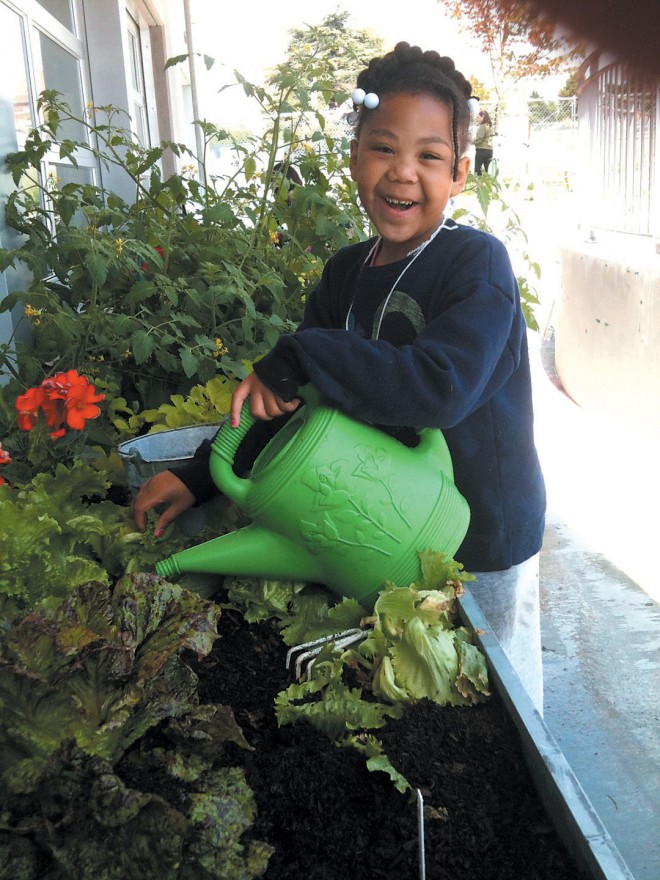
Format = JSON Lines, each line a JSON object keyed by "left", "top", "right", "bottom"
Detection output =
{"left": 134, "top": 42, "right": 546, "bottom": 711}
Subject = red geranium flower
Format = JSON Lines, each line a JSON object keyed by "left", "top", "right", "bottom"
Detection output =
{"left": 64, "top": 381, "right": 105, "bottom": 430}
{"left": 16, "top": 386, "right": 46, "bottom": 430}
{"left": 15, "top": 370, "right": 104, "bottom": 437}
{"left": 42, "top": 369, "right": 88, "bottom": 399}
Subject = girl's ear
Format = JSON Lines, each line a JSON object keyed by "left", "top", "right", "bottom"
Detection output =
{"left": 349, "top": 139, "right": 359, "bottom": 180}
{"left": 451, "top": 156, "right": 470, "bottom": 195}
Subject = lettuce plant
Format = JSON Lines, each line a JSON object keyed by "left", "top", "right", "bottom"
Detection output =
{"left": 227, "top": 552, "right": 490, "bottom": 792}
{"left": 0, "top": 460, "right": 198, "bottom": 612}
{"left": 0, "top": 573, "right": 272, "bottom": 879}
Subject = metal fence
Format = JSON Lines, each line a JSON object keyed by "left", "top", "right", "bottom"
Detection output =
{"left": 579, "top": 56, "right": 658, "bottom": 237}
{"left": 528, "top": 96, "right": 577, "bottom": 131}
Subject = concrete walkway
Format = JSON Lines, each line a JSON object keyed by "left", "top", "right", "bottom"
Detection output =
{"left": 530, "top": 330, "right": 660, "bottom": 880}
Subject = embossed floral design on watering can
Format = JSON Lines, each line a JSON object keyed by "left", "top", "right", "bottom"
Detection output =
{"left": 155, "top": 385, "right": 470, "bottom": 610}
{"left": 300, "top": 447, "right": 414, "bottom": 559}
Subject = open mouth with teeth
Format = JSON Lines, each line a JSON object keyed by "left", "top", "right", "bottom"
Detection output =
{"left": 385, "top": 197, "right": 415, "bottom": 211}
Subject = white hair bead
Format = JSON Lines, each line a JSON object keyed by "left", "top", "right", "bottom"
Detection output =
{"left": 351, "top": 88, "right": 366, "bottom": 105}
{"left": 363, "top": 92, "right": 380, "bottom": 109}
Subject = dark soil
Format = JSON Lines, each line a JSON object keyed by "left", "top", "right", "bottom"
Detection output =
{"left": 187, "top": 607, "right": 587, "bottom": 880}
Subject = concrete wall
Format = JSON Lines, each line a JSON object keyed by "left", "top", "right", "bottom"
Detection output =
{"left": 555, "top": 236, "right": 660, "bottom": 431}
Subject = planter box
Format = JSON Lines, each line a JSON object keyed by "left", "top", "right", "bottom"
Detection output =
{"left": 458, "top": 589, "right": 634, "bottom": 880}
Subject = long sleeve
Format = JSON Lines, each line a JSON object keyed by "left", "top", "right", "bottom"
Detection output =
{"left": 254, "top": 228, "right": 523, "bottom": 430}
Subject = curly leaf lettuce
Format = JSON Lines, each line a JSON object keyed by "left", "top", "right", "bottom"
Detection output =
{"left": 275, "top": 654, "right": 402, "bottom": 740}
{"left": 0, "top": 574, "right": 222, "bottom": 787}
{"left": 275, "top": 552, "right": 489, "bottom": 744}
{"left": 0, "top": 461, "right": 209, "bottom": 611}
{"left": 0, "top": 579, "right": 270, "bottom": 879}
{"left": 1, "top": 740, "right": 270, "bottom": 880}
{"left": 383, "top": 617, "right": 460, "bottom": 704}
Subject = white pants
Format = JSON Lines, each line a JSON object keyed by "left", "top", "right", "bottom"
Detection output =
{"left": 468, "top": 553, "right": 543, "bottom": 714}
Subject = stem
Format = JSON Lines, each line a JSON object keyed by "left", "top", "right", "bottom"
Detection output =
{"left": 335, "top": 535, "right": 392, "bottom": 557}
{"left": 348, "top": 497, "right": 401, "bottom": 544}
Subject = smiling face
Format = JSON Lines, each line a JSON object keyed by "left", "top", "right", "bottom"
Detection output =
{"left": 349, "top": 92, "right": 470, "bottom": 265}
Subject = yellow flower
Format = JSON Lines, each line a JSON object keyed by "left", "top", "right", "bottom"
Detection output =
{"left": 86, "top": 101, "right": 94, "bottom": 109}
{"left": 24, "top": 305, "right": 41, "bottom": 318}
{"left": 212, "top": 338, "right": 229, "bottom": 358}
{"left": 47, "top": 171, "right": 62, "bottom": 190}
{"left": 115, "top": 238, "right": 124, "bottom": 256}
{"left": 269, "top": 231, "right": 280, "bottom": 245}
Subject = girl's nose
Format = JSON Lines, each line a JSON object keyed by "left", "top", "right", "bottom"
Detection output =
{"left": 386, "top": 154, "right": 417, "bottom": 183}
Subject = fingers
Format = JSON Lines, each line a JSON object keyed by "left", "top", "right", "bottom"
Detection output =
{"left": 231, "top": 373, "right": 300, "bottom": 427}
{"left": 153, "top": 494, "right": 194, "bottom": 536}
{"left": 230, "top": 374, "right": 254, "bottom": 427}
{"left": 132, "top": 470, "right": 195, "bottom": 533}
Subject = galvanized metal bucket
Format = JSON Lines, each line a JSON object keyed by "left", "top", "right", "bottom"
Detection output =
{"left": 118, "top": 422, "right": 226, "bottom": 535}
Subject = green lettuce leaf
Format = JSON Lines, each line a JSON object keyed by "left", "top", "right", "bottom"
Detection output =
{"left": 0, "top": 575, "right": 222, "bottom": 787}
{"left": 385, "top": 617, "right": 460, "bottom": 705}
{"left": 275, "top": 654, "right": 402, "bottom": 740}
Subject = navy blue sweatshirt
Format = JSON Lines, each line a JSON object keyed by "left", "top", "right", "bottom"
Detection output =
{"left": 176, "top": 220, "right": 546, "bottom": 572}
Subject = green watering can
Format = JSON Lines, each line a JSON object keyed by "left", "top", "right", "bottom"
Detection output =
{"left": 155, "top": 386, "right": 470, "bottom": 610}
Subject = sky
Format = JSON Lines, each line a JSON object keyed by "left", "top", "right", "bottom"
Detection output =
{"left": 188, "top": 0, "right": 491, "bottom": 127}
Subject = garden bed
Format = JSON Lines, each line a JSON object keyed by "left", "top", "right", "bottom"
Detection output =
{"left": 178, "top": 603, "right": 587, "bottom": 880}
{"left": 0, "top": 567, "right": 631, "bottom": 880}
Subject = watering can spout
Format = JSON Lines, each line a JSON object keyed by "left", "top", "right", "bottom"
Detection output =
{"left": 155, "top": 524, "right": 322, "bottom": 584}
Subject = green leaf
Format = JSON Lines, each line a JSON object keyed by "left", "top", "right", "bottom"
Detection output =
{"left": 132, "top": 330, "right": 154, "bottom": 364}
{"left": 126, "top": 279, "right": 155, "bottom": 307}
{"left": 389, "top": 618, "right": 459, "bottom": 704}
{"left": 179, "top": 346, "right": 198, "bottom": 378}
{"left": 361, "top": 738, "right": 410, "bottom": 794}
{"left": 165, "top": 53, "right": 189, "bottom": 69}
{"left": 275, "top": 654, "right": 400, "bottom": 739}
{"left": 85, "top": 251, "right": 108, "bottom": 288}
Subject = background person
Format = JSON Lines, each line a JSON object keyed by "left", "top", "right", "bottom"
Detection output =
{"left": 474, "top": 110, "right": 494, "bottom": 175}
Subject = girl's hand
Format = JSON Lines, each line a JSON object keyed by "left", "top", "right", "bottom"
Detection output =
{"left": 230, "top": 372, "right": 300, "bottom": 427}
{"left": 133, "top": 470, "right": 195, "bottom": 535}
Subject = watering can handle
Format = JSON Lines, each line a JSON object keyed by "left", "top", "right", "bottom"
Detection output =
{"left": 211, "top": 400, "right": 257, "bottom": 467}
{"left": 208, "top": 400, "right": 258, "bottom": 506}
{"left": 209, "top": 385, "right": 319, "bottom": 506}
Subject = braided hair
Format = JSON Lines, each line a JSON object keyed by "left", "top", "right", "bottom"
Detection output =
{"left": 353, "top": 42, "right": 473, "bottom": 181}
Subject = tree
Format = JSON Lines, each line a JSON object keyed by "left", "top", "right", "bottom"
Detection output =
{"left": 558, "top": 70, "right": 578, "bottom": 98}
{"left": 268, "top": 11, "right": 384, "bottom": 109}
{"left": 468, "top": 75, "right": 495, "bottom": 105}
{"left": 440, "top": 0, "right": 582, "bottom": 104}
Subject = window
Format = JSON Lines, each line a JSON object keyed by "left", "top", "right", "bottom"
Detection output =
{"left": 0, "top": 5, "right": 32, "bottom": 153}
{"left": 126, "top": 11, "right": 150, "bottom": 145}
{"left": 0, "top": 1, "right": 95, "bottom": 186}
{"left": 37, "top": 29, "right": 87, "bottom": 141}
{"left": 34, "top": 0, "right": 72, "bottom": 30}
